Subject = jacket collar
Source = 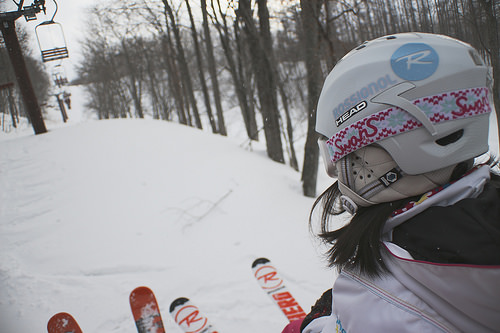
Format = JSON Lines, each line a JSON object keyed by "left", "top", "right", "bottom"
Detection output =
{"left": 383, "top": 165, "right": 490, "bottom": 235}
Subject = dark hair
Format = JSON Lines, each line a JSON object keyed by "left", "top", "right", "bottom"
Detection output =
{"left": 310, "top": 181, "right": 415, "bottom": 277}
{"left": 310, "top": 159, "right": 497, "bottom": 277}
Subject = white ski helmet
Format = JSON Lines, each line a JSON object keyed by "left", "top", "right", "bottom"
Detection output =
{"left": 316, "top": 33, "right": 492, "bottom": 211}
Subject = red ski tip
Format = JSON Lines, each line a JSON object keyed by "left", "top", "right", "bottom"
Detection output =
{"left": 130, "top": 286, "right": 166, "bottom": 333}
{"left": 47, "top": 312, "right": 83, "bottom": 333}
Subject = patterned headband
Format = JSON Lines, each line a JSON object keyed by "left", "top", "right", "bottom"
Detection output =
{"left": 324, "top": 87, "right": 491, "bottom": 163}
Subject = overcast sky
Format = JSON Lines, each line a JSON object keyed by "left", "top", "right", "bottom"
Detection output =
{"left": 4, "top": 0, "right": 285, "bottom": 81}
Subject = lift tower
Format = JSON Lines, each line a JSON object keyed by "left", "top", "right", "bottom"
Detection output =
{"left": 0, "top": 1, "right": 47, "bottom": 134}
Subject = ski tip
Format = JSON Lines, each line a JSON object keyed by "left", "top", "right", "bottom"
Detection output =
{"left": 129, "top": 286, "right": 159, "bottom": 309}
{"left": 47, "top": 312, "right": 82, "bottom": 333}
{"left": 170, "top": 297, "right": 190, "bottom": 313}
{"left": 130, "top": 285, "right": 153, "bottom": 294}
{"left": 252, "top": 257, "right": 270, "bottom": 268}
{"left": 129, "top": 286, "right": 153, "bottom": 299}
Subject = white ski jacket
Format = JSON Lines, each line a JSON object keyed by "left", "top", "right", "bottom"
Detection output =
{"left": 303, "top": 166, "right": 500, "bottom": 333}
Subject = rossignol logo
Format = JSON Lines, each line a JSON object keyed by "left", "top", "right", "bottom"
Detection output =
{"left": 254, "top": 264, "right": 283, "bottom": 290}
{"left": 332, "top": 74, "right": 397, "bottom": 119}
{"left": 252, "top": 258, "right": 307, "bottom": 322}
{"left": 391, "top": 43, "right": 439, "bottom": 80}
{"left": 336, "top": 100, "right": 367, "bottom": 127}
{"left": 174, "top": 304, "right": 208, "bottom": 333}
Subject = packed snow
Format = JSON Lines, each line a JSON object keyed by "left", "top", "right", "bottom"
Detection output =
{"left": 0, "top": 85, "right": 336, "bottom": 332}
{"left": 1, "top": 85, "right": 498, "bottom": 332}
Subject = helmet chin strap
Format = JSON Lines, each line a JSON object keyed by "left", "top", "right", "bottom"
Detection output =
{"left": 371, "top": 82, "right": 438, "bottom": 137}
{"left": 338, "top": 182, "right": 375, "bottom": 214}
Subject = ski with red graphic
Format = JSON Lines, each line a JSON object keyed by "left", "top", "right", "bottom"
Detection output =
{"left": 252, "top": 257, "right": 307, "bottom": 322}
{"left": 170, "top": 297, "right": 219, "bottom": 333}
{"left": 47, "top": 312, "right": 83, "bottom": 333}
{"left": 130, "top": 286, "right": 166, "bottom": 333}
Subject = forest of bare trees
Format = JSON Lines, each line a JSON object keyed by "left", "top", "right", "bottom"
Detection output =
{"left": 2, "top": 0, "right": 498, "bottom": 197}
{"left": 75, "top": 0, "right": 498, "bottom": 197}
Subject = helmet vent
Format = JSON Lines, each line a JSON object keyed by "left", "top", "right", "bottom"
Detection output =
{"left": 468, "top": 50, "right": 484, "bottom": 66}
{"left": 435, "top": 129, "right": 464, "bottom": 146}
{"left": 386, "top": 36, "right": 397, "bottom": 40}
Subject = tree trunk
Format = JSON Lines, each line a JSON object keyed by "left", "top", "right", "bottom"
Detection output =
{"left": 121, "top": 39, "right": 144, "bottom": 118}
{"left": 239, "top": 0, "right": 284, "bottom": 163}
{"left": 0, "top": 20, "right": 46, "bottom": 134}
{"left": 163, "top": 0, "right": 203, "bottom": 129}
{"left": 212, "top": 0, "right": 258, "bottom": 140}
{"left": 300, "top": 0, "right": 323, "bottom": 197}
{"left": 143, "top": 45, "right": 160, "bottom": 120}
{"left": 478, "top": 0, "right": 500, "bottom": 137}
{"left": 201, "top": 0, "right": 227, "bottom": 136}
{"left": 278, "top": 80, "right": 299, "bottom": 171}
{"left": 160, "top": 32, "right": 187, "bottom": 125}
{"left": 6, "top": 85, "right": 18, "bottom": 128}
{"left": 234, "top": 15, "right": 259, "bottom": 140}
{"left": 186, "top": 0, "right": 218, "bottom": 133}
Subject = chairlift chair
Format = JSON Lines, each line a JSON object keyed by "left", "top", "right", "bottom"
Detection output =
{"left": 35, "top": 20, "right": 69, "bottom": 62}
{"left": 52, "top": 72, "right": 68, "bottom": 87}
{"left": 52, "top": 64, "right": 68, "bottom": 87}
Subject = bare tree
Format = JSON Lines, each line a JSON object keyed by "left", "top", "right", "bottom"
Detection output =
{"left": 138, "top": 0, "right": 188, "bottom": 123}
{"left": 211, "top": 0, "right": 258, "bottom": 140}
{"left": 120, "top": 38, "right": 145, "bottom": 118}
{"left": 162, "top": 0, "right": 203, "bottom": 129}
{"left": 477, "top": 0, "right": 500, "bottom": 132}
{"left": 300, "top": 0, "right": 323, "bottom": 197}
{"left": 185, "top": 0, "right": 218, "bottom": 133}
{"left": 161, "top": 27, "right": 189, "bottom": 125}
{"left": 201, "top": 0, "right": 227, "bottom": 136}
{"left": 239, "top": 0, "right": 284, "bottom": 163}
{"left": 75, "top": 0, "right": 500, "bottom": 196}
{"left": 79, "top": 32, "right": 124, "bottom": 118}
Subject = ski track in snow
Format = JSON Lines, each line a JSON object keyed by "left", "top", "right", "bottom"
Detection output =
{"left": 0, "top": 85, "right": 336, "bottom": 332}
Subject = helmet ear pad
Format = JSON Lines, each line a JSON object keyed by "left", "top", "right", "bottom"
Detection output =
{"left": 336, "top": 146, "right": 457, "bottom": 208}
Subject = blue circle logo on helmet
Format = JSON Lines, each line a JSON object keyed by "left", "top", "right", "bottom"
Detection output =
{"left": 390, "top": 43, "right": 439, "bottom": 81}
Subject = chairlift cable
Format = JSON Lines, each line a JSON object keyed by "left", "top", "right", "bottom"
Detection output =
{"left": 49, "top": 0, "right": 57, "bottom": 22}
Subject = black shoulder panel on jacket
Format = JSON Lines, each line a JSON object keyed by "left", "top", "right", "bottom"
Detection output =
{"left": 300, "top": 288, "right": 333, "bottom": 332}
{"left": 393, "top": 180, "right": 500, "bottom": 265}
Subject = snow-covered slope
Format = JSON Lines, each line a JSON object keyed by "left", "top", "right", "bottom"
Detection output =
{"left": 1, "top": 82, "right": 498, "bottom": 332}
{"left": 0, "top": 118, "right": 334, "bottom": 332}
